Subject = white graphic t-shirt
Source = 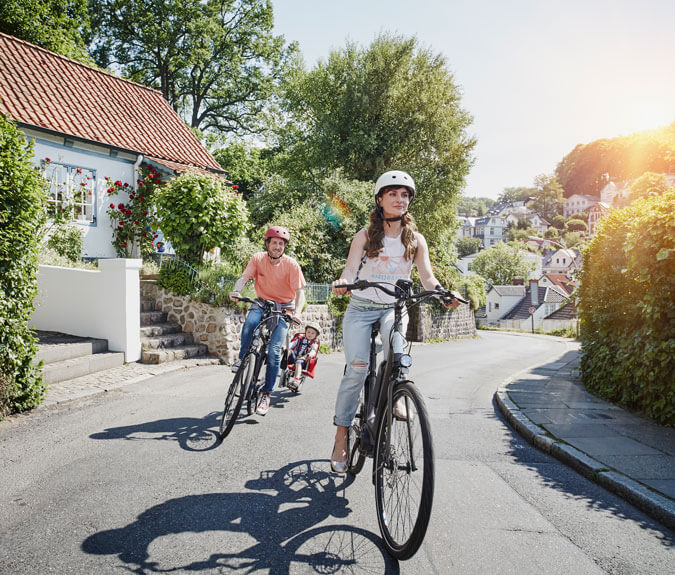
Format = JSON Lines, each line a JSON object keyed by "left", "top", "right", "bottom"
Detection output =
{"left": 356, "top": 232, "right": 415, "bottom": 304}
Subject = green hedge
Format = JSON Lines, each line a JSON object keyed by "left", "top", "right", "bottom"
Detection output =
{"left": 578, "top": 190, "right": 674, "bottom": 425}
{"left": 0, "top": 115, "right": 47, "bottom": 417}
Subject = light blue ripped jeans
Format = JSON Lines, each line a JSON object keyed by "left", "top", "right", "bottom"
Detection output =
{"left": 333, "top": 297, "right": 408, "bottom": 427}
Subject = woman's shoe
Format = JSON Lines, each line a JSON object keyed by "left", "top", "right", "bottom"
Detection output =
{"left": 330, "top": 441, "right": 348, "bottom": 474}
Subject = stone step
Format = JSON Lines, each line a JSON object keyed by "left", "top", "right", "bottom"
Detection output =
{"left": 140, "top": 323, "right": 183, "bottom": 337}
{"left": 36, "top": 336, "right": 109, "bottom": 365}
{"left": 42, "top": 352, "right": 126, "bottom": 385}
{"left": 141, "top": 310, "right": 168, "bottom": 326}
{"left": 141, "top": 344, "right": 209, "bottom": 364}
{"left": 140, "top": 299, "right": 156, "bottom": 312}
{"left": 141, "top": 332, "right": 194, "bottom": 350}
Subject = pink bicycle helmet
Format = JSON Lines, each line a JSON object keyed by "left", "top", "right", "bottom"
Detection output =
{"left": 265, "top": 225, "right": 290, "bottom": 243}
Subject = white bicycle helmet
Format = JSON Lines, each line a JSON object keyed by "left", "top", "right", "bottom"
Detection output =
{"left": 374, "top": 170, "right": 416, "bottom": 202}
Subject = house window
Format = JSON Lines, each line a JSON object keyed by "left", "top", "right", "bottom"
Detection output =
{"left": 488, "top": 302, "right": 492, "bottom": 312}
{"left": 44, "top": 161, "right": 96, "bottom": 224}
{"left": 490, "top": 227, "right": 494, "bottom": 235}
{"left": 467, "top": 262, "right": 472, "bottom": 271}
{"left": 495, "top": 303, "right": 499, "bottom": 309}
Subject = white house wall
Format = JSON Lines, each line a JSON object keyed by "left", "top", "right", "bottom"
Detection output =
{"left": 29, "top": 132, "right": 137, "bottom": 259}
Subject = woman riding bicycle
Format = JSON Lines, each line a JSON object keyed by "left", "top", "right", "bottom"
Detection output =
{"left": 229, "top": 226, "right": 306, "bottom": 416}
{"left": 330, "top": 170, "right": 461, "bottom": 473}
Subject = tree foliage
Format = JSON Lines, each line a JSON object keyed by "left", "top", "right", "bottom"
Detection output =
{"left": 565, "top": 219, "right": 587, "bottom": 233}
{"left": 579, "top": 190, "right": 674, "bottom": 424}
{"left": 0, "top": 114, "right": 48, "bottom": 416}
{"left": 278, "top": 33, "right": 475, "bottom": 247}
{"left": 456, "top": 237, "right": 481, "bottom": 258}
{"left": 212, "top": 142, "right": 269, "bottom": 199}
{"left": 556, "top": 123, "right": 674, "bottom": 198}
{"left": 529, "top": 174, "right": 564, "bottom": 221}
{"left": 471, "top": 242, "right": 534, "bottom": 287}
{"left": 0, "top": 0, "right": 91, "bottom": 62}
{"left": 628, "top": 171, "right": 673, "bottom": 203}
{"left": 497, "top": 186, "right": 534, "bottom": 204}
{"left": 457, "top": 196, "right": 493, "bottom": 216}
{"left": 155, "top": 172, "right": 249, "bottom": 265}
{"left": 90, "top": 0, "right": 298, "bottom": 135}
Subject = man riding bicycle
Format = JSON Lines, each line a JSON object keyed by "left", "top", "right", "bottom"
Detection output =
{"left": 229, "top": 226, "right": 306, "bottom": 416}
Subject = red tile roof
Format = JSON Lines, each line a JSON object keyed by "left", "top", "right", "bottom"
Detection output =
{"left": 0, "top": 33, "right": 223, "bottom": 173}
{"left": 543, "top": 273, "right": 576, "bottom": 295}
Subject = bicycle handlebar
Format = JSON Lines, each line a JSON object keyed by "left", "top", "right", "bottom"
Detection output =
{"left": 231, "top": 296, "right": 302, "bottom": 325}
{"left": 341, "top": 280, "right": 468, "bottom": 305}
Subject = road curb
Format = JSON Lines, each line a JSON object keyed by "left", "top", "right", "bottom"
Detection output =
{"left": 495, "top": 388, "right": 675, "bottom": 530}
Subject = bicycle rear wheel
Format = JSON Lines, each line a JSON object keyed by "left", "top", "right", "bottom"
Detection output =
{"left": 374, "top": 381, "right": 434, "bottom": 560}
{"left": 347, "top": 403, "right": 367, "bottom": 476}
{"left": 219, "top": 355, "right": 253, "bottom": 439}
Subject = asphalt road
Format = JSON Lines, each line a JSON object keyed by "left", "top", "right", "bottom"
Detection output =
{"left": 0, "top": 331, "right": 672, "bottom": 574}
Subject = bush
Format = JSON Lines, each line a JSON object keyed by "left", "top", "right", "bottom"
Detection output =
{"left": 157, "top": 263, "right": 196, "bottom": 296}
{"left": 155, "top": 172, "right": 249, "bottom": 265}
{"left": 0, "top": 114, "right": 47, "bottom": 416}
{"left": 578, "top": 190, "right": 674, "bottom": 425}
{"left": 46, "top": 223, "right": 83, "bottom": 262}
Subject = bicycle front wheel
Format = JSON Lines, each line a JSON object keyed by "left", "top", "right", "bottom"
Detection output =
{"left": 219, "top": 355, "right": 253, "bottom": 439}
{"left": 374, "top": 381, "right": 434, "bottom": 560}
{"left": 348, "top": 403, "right": 366, "bottom": 476}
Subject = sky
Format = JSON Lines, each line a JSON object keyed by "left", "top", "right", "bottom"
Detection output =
{"left": 272, "top": 0, "right": 674, "bottom": 199}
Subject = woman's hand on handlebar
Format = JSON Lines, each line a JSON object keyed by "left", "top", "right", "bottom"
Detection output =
{"left": 440, "top": 289, "right": 467, "bottom": 309}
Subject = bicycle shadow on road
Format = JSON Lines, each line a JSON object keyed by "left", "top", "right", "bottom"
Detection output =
{"left": 82, "top": 459, "right": 399, "bottom": 574}
{"left": 89, "top": 411, "right": 222, "bottom": 452}
{"left": 495, "top": 352, "right": 674, "bottom": 546}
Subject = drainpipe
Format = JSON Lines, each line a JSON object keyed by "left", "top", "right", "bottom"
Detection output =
{"left": 131, "top": 154, "right": 143, "bottom": 257}
{"left": 133, "top": 154, "right": 144, "bottom": 193}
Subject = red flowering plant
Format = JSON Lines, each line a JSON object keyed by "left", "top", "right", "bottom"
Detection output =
{"left": 105, "top": 165, "right": 163, "bottom": 257}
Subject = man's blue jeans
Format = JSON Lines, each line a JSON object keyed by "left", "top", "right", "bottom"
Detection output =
{"left": 239, "top": 305, "right": 289, "bottom": 393}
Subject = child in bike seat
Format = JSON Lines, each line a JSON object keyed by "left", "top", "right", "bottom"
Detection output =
{"left": 286, "top": 322, "right": 321, "bottom": 391}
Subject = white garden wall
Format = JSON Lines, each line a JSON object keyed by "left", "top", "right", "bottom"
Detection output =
{"left": 30, "top": 259, "right": 142, "bottom": 361}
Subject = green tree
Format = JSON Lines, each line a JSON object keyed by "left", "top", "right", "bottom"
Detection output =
{"left": 155, "top": 172, "right": 249, "bottom": 265}
{"left": 456, "top": 237, "right": 482, "bottom": 258}
{"left": 457, "top": 196, "right": 493, "bottom": 216}
{"left": 497, "top": 186, "right": 534, "bottom": 204}
{"left": 628, "top": 172, "right": 673, "bottom": 203}
{"left": 565, "top": 219, "right": 588, "bottom": 233}
{"left": 556, "top": 123, "right": 674, "bottom": 198}
{"left": 0, "top": 114, "right": 48, "bottom": 416}
{"left": 471, "top": 242, "right": 534, "bottom": 287}
{"left": 551, "top": 214, "right": 567, "bottom": 230}
{"left": 212, "top": 142, "right": 269, "bottom": 199}
{"left": 279, "top": 33, "right": 475, "bottom": 247}
{"left": 544, "top": 227, "right": 559, "bottom": 239}
{"left": 0, "top": 0, "right": 91, "bottom": 61}
{"left": 90, "top": 0, "right": 298, "bottom": 135}
{"left": 530, "top": 174, "right": 565, "bottom": 221}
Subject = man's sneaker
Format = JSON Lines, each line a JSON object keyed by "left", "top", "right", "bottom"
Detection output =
{"left": 256, "top": 392, "right": 271, "bottom": 416}
{"left": 231, "top": 359, "right": 241, "bottom": 373}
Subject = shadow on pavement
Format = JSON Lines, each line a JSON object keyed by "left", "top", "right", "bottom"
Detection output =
{"left": 82, "top": 459, "right": 399, "bottom": 574}
{"left": 89, "top": 411, "right": 222, "bottom": 452}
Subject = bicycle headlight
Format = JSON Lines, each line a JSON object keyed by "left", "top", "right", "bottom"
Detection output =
{"left": 399, "top": 354, "right": 412, "bottom": 368}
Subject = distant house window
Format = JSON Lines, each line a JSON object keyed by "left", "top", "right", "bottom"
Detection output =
{"left": 495, "top": 303, "right": 499, "bottom": 309}
{"left": 562, "top": 258, "right": 566, "bottom": 264}
{"left": 488, "top": 302, "right": 492, "bottom": 312}
{"left": 467, "top": 262, "right": 472, "bottom": 271}
{"left": 490, "top": 227, "right": 494, "bottom": 234}
{"left": 44, "top": 161, "right": 96, "bottom": 224}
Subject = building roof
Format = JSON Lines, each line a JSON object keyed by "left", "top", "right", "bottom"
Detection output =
{"left": 0, "top": 32, "right": 223, "bottom": 173}
{"left": 542, "top": 273, "right": 576, "bottom": 295}
{"left": 545, "top": 301, "right": 578, "bottom": 320}
{"left": 491, "top": 285, "right": 526, "bottom": 297}
{"left": 500, "top": 285, "right": 567, "bottom": 320}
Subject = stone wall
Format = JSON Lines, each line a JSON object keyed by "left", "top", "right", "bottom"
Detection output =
{"left": 141, "top": 282, "right": 475, "bottom": 361}
{"left": 140, "top": 282, "right": 340, "bottom": 363}
{"left": 406, "top": 302, "right": 476, "bottom": 342}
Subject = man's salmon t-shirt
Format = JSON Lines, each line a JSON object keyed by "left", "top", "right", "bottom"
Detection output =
{"left": 242, "top": 252, "right": 306, "bottom": 304}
